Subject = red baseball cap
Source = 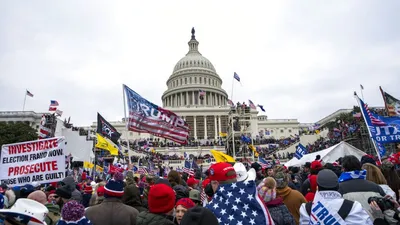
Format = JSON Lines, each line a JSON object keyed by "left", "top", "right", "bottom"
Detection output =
{"left": 208, "top": 162, "right": 236, "bottom": 182}
{"left": 187, "top": 177, "right": 199, "bottom": 187}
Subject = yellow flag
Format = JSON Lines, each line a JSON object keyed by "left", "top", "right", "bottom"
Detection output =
{"left": 84, "top": 161, "right": 94, "bottom": 169}
{"left": 96, "top": 133, "right": 119, "bottom": 156}
{"left": 248, "top": 144, "right": 259, "bottom": 157}
{"left": 210, "top": 150, "right": 235, "bottom": 163}
{"left": 219, "top": 132, "right": 228, "bottom": 137}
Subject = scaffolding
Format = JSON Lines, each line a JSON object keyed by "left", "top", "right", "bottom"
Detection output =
{"left": 226, "top": 105, "right": 256, "bottom": 162}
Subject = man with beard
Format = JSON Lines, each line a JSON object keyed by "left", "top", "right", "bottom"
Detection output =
{"left": 55, "top": 185, "right": 72, "bottom": 209}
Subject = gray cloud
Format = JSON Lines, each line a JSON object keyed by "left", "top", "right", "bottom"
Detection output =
{"left": 0, "top": 1, "right": 399, "bottom": 126}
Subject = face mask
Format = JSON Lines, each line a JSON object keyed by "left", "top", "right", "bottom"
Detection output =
{"left": 204, "top": 183, "right": 214, "bottom": 197}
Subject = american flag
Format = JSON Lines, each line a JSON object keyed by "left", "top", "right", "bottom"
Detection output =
{"left": 361, "top": 100, "right": 386, "bottom": 126}
{"left": 26, "top": 90, "right": 34, "bottom": 97}
{"left": 199, "top": 89, "right": 206, "bottom": 96}
{"left": 249, "top": 100, "right": 257, "bottom": 110}
{"left": 205, "top": 180, "right": 274, "bottom": 225}
{"left": 200, "top": 189, "right": 207, "bottom": 203}
{"left": 124, "top": 84, "right": 190, "bottom": 144}
{"left": 234, "top": 72, "right": 241, "bottom": 82}
{"left": 183, "top": 160, "right": 195, "bottom": 176}
{"left": 258, "top": 157, "right": 270, "bottom": 169}
{"left": 138, "top": 167, "right": 148, "bottom": 175}
{"left": 50, "top": 100, "right": 59, "bottom": 106}
{"left": 228, "top": 99, "right": 234, "bottom": 106}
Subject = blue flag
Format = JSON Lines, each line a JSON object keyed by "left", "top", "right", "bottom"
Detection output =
{"left": 295, "top": 143, "right": 307, "bottom": 159}
{"left": 257, "top": 105, "right": 266, "bottom": 112}
{"left": 358, "top": 96, "right": 400, "bottom": 143}
{"left": 205, "top": 180, "right": 274, "bottom": 225}
{"left": 234, "top": 72, "right": 241, "bottom": 82}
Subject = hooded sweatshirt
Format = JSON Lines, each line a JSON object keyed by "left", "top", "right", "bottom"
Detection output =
{"left": 62, "top": 176, "right": 82, "bottom": 203}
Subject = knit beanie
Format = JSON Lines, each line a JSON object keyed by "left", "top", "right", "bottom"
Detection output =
{"left": 58, "top": 201, "right": 93, "bottom": 225}
{"left": 148, "top": 183, "right": 175, "bottom": 214}
{"left": 274, "top": 172, "right": 288, "bottom": 189}
{"left": 175, "top": 198, "right": 195, "bottom": 209}
{"left": 257, "top": 177, "right": 277, "bottom": 203}
{"left": 104, "top": 172, "right": 124, "bottom": 198}
{"left": 56, "top": 186, "right": 72, "bottom": 199}
{"left": 180, "top": 206, "right": 219, "bottom": 225}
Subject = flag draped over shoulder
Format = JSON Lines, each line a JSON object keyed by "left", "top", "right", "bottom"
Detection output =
{"left": 97, "top": 113, "right": 121, "bottom": 145}
{"left": 205, "top": 180, "right": 274, "bottom": 225}
{"left": 123, "top": 84, "right": 189, "bottom": 144}
{"left": 95, "top": 133, "right": 119, "bottom": 156}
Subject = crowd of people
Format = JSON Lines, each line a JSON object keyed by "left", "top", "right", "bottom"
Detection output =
{"left": 4, "top": 153, "right": 400, "bottom": 225}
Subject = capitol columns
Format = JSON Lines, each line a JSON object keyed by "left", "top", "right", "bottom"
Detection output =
{"left": 194, "top": 116, "right": 197, "bottom": 139}
{"left": 192, "top": 91, "right": 195, "bottom": 105}
{"left": 214, "top": 115, "right": 218, "bottom": 139}
{"left": 204, "top": 116, "right": 207, "bottom": 139}
{"left": 218, "top": 115, "right": 222, "bottom": 134}
{"left": 186, "top": 92, "right": 189, "bottom": 106}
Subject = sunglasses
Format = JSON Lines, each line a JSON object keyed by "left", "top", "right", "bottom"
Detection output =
{"left": 53, "top": 195, "right": 59, "bottom": 198}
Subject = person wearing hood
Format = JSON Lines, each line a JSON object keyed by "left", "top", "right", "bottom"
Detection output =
{"left": 300, "top": 169, "right": 372, "bottom": 225}
{"left": 168, "top": 171, "right": 189, "bottom": 201}
{"left": 61, "top": 176, "right": 82, "bottom": 203}
{"left": 258, "top": 177, "right": 296, "bottom": 225}
{"left": 123, "top": 171, "right": 147, "bottom": 212}
{"left": 275, "top": 171, "right": 306, "bottom": 225}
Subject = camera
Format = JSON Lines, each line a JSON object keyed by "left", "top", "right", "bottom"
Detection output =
{"left": 368, "top": 196, "right": 394, "bottom": 211}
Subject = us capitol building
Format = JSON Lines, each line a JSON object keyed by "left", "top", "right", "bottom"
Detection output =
{"left": 123, "top": 28, "right": 301, "bottom": 142}
{"left": 0, "top": 29, "right": 308, "bottom": 153}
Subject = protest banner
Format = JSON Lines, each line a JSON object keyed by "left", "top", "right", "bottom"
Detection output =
{"left": 0, "top": 137, "right": 66, "bottom": 187}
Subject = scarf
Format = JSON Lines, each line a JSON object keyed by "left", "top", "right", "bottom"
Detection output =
{"left": 308, "top": 191, "right": 345, "bottom": 225}
{"left": 338, "top": 170, "right": 366, "bottom": 183}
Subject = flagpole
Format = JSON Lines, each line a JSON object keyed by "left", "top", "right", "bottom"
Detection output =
{"left": 231, "top": 76, "right": 234, "bottom": 102}
{"left": 22, "top": 90, "right": 27, "bottom": 111}
{"left": 354, "top": 92, "right": 381, "bottom": 162}
{"left": 122, "top": 84, "right": 131, "bottom": 164}
{"left": 360, "top": 85, "right": 365, "bottom": 101}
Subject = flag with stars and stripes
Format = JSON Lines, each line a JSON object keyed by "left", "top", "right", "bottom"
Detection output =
{"left": 248, "top": 100, "right": 257, "bottom": 110}
{"left": 205, "top": 180, "right": 274, "bottom": 225}
{"left": 258, "top": 157, "right": 271, "bottom": 169}
{"left": 182, "top": 160, "right": 194, "bottom": 176}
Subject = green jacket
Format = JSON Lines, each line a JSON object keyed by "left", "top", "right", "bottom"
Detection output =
{"left": 45, "top": 203, "right": 61, "bottom": 225}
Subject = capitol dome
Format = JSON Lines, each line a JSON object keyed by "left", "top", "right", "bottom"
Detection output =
{"left": 162, "top": 28, "right": 228, "bottom": 108}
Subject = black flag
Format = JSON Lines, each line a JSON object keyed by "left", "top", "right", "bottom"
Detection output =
{"left": 97, "top": 113, "right": 121, "bottom": 145}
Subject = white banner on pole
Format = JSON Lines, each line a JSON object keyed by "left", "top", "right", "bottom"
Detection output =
{"left": 0, "top": 137, "right": 66, "bottom": 187}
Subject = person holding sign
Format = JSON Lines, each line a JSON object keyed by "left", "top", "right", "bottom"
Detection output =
{"left": 299, "top": 169, "right": 372, "bottom": 225}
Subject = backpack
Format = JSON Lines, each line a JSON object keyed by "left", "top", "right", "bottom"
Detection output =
{"left": 305, "top": 199, "right": 354, "bottom": 220}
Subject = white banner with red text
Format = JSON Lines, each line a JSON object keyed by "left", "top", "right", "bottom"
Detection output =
{"left": 0, "top": 137, "right": 66, "bottom": 187}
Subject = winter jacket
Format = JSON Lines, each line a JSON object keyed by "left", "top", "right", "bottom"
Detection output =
{"left": 44, "top": 203, "right": 61, "bottom": 225}
{"left": 123, "top": 182, "right": 147, "bottom": 212}
{"left": 299, "top": 191, "right": 373, "bottom": 225}
{"left": 276, "top": 186, "right": 307, "bottom": 225}
{"left": 136, "top": 211, "right": 175, "bottom": 225}
{"left": 265, "top": 198, "right": 296, "bottom": 225}
{"left": 86, "top": 198, "right": 139, "bottom": 225}
{"left": 338, "top": 179, "right": 386, "bottom": 219}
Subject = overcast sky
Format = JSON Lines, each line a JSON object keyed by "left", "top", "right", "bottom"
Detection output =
{"left": 1, "top": 1, "right": 399, "bottom": 126}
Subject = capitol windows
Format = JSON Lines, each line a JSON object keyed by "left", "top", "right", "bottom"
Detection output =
{"left": 185, "top": 78, "right": 187, "bottom": 84}
{"left": 280, "top": 130, "right": 284, "bottom": 133}
{"left": 200, "top": 77, "right": 202, "bottom": 84}
{"left": 208, "top": 78, "right": 211, "bottom": 85}
{"left": 289, "top": 129, "right": 292, "bottom": 133}
{"left": 194, "top": 77, "right": 197, "bottom": 83}
{"left": 190, "top": 77, "right": 192, "bottom": 84}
